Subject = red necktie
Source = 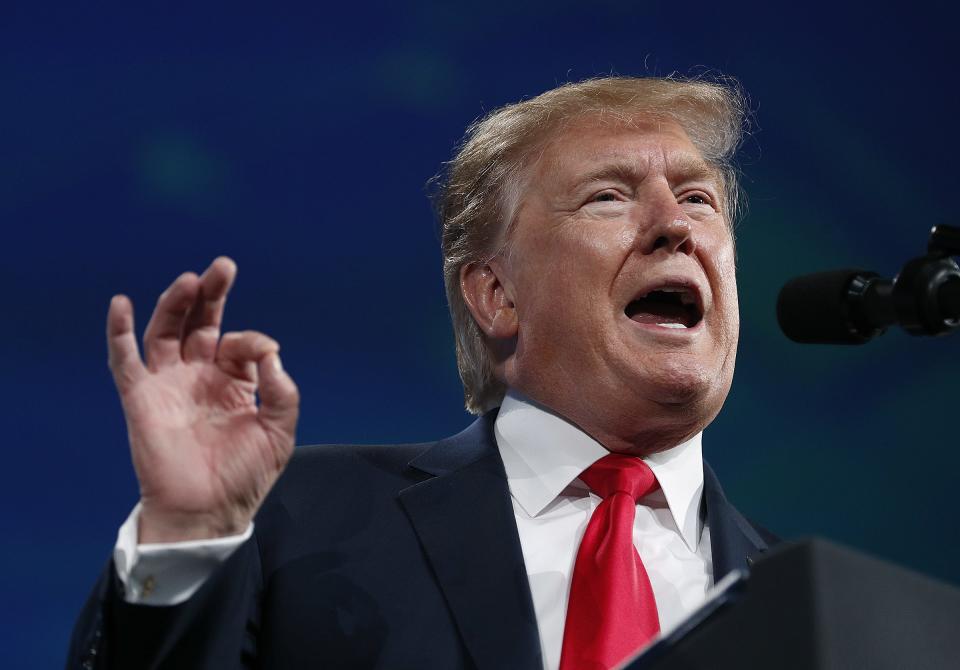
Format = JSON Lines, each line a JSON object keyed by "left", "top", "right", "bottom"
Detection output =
{"left": 559, "top": 454, "right": 661, "bottom": 670}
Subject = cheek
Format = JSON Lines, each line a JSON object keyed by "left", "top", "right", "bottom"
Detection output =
{"left": 512, "top": 237, "right": 618, "bottom": 352}
{"left": 559, "top": 223, "right": 634, "bottom": 289}
{"left": 509, "top": 214, "right": 636, "bottom": 336}
{"left": 718, "top": 252, "right": 738, "bottom": 293}
{"left": 519, "top": 226, "right": 622, "bottom": 291}
{"left": 705, "top": 232, "right": 737, "bottom": 291}
{"left": 700, "top": 234, "right": 739, "bottom": 331}
{"left": 715, "top": 247, "right": 740, "bottom": 338}
{"left": 575, "top": 210, "right": 638, "bottom": 254}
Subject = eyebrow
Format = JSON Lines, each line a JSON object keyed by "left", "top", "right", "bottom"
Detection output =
{"left": 569, "top": 154, "right": 723, "bottom": 192}
{"left": 667, "top": 154, "right": 723, "bottom": 185}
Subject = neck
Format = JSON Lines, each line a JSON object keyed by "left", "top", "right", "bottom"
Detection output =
{"left": 507, "top": 387, "right": 707, "bottom": 457}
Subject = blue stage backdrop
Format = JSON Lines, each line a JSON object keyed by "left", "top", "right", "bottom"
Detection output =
{"left": 3, "top": 3, "right": 959, "bottom": 667}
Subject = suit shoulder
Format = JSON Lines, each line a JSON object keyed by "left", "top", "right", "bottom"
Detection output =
{"left": 253, "top": 441, "right": 438, "bottom": 550}
{"left": 264, "top": 441, "right": 434, "bottom": 508}
{"left": 288, "top": 441, "right": 435, "bottom": 473}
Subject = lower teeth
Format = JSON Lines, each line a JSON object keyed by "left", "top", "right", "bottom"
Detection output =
{"left": 657, "top": 323, "right": 688, "bottom": 329}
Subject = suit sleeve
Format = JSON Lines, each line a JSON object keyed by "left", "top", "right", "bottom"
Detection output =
{"left": 66, "top": 532, "right": 264, "bottom": 670}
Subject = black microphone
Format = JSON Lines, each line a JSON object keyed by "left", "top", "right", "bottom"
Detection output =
{"left": 777, "top": 270, "right": 896, "bottom": 344}
{"left": 776, "top": 228, "right": 960, "bottom": 344}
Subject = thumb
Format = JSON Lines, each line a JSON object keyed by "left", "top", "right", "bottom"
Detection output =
{"left": 257, "top": 352, "right": 300, "bottom": 440}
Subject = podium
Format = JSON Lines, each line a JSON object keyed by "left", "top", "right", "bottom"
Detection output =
{"left": 627, "top": 539, "right": 960, "bottom": 669}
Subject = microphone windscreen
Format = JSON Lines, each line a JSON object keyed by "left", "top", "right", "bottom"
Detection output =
{"left": 776, "top": 269, "right": 872, "bottom": 344}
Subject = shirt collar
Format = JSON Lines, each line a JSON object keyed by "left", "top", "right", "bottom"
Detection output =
{"left": 494, "top": 389, "right": 705, "bottom": 551}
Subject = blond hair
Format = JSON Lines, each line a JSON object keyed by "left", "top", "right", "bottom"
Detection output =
{"left": 432, "top": 76, "right": 748, "bottom": 414}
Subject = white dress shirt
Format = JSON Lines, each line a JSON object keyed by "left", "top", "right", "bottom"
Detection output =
{"left": 114, "top": 390, "right": 713, "bottom": 669}
{"left": 495, "top": 391, "right": 712, "bottom": 669}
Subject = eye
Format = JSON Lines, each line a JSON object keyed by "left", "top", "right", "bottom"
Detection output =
{"left": 683, "top": 193, "right": 709, "bottom": 205}
{"left": 590, "top": 192, "right": 619, "bottom": 203}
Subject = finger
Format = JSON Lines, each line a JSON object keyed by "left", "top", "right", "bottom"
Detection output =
{"left": 215, "top": 330, "right": 279, "bottom": 383}
{"left": 106, "top": 295, "right": 147, "bottom": 392}
{"left": 182, "top": 256, "right": 237, "bottom": 362}
{"left": 142, "top": 271, "right": 200, "bottom": 369}
{"left": 257, "top": 352, "right": 300, "bottom": 441}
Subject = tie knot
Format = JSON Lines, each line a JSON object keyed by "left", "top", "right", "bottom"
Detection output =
{"left": 579, "top": 453, "right": 658, "bottom": 502}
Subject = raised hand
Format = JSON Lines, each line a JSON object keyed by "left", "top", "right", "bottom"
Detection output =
{"left": 107, "top": 257, "right": 299, "bottom": 543}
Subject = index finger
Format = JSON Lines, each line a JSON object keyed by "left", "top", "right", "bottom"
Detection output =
{"left": 142, "top": 271, "right": 200, "bottom": 369}
{"left": 182, "top": 256, "right": 238, "bottom": 362}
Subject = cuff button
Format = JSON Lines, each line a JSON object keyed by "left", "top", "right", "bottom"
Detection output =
{"left": 142, "top": 575, "right": 157, "bottom": 598}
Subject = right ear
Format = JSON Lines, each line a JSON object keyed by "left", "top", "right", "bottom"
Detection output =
{"left": 459, "top": 261, "right": 519, "bottom": 340}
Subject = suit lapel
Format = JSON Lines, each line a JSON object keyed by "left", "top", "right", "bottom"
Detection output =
{"left": 703, "top": 462, "right": 770, "bottom": 579}
{"left": 398, "top": 413, "right": 543, "bottom": 670}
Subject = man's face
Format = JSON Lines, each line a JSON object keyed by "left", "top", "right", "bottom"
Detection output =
{"left": 496, "top": 116, "right": 739, "bottom": 452}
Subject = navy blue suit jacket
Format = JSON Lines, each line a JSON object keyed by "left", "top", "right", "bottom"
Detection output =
{"left": 68, "top": 412, "right": 775, "bottom": 669}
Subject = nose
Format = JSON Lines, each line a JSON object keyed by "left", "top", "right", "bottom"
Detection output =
{"left": 643, "top": 216, "right": 696, "bottom": 256}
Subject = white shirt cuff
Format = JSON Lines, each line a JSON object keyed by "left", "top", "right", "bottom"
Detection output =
{"left": 113, "top": 502, "right": 253, "bottom": 606}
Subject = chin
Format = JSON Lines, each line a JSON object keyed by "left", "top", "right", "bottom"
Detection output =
{"left": 626, "top": 357, "right": 728, "bottom": 414}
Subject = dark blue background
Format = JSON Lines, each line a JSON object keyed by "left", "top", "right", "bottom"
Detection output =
{"left": 4, "top": 3, "right": 959, "bottom": 667}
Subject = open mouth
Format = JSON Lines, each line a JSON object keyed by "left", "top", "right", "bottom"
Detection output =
{"left": 625, "top": 287, "right": 703, "bottom": 329}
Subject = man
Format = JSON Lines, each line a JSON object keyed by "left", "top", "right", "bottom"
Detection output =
{"left": 68, "top": 76, "right": 775, "bottom": 669}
